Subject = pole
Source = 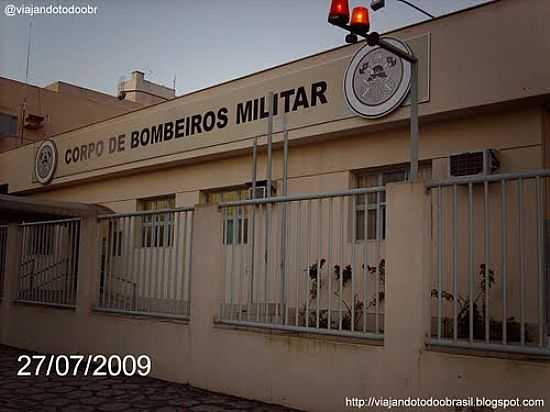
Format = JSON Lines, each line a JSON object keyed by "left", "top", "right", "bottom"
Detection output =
{"left": 266, "top": 92, "right": 274, "bottom": 196}
{"left": 371, "top": 36, "right": 419, "bottom": 181}
{"left": 409, "top": 60, "right": 419, "bottom": 181}
{"left": 264, "top": 92, "right": 274, "bottom": 311}
{"left": 280, "top": 115, "right": 289, "bottom": 315}
{"left": 249, "top": 136, "right": 257, "bottom": 303}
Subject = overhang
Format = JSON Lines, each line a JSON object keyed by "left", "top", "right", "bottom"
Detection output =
{"left": 0, "top": 194, "right": 112, "bottom": 224}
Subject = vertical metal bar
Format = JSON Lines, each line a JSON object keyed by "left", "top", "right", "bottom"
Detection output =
{"left": 158, "top": 213, "right": 168, "bottom": 311}
{"left": 52, "top": 223, "right": 59, "bottom": 304}
{"left": 23, "top": 225, "right": 28, "bottom": 300}
{"left": 152, "top": 214, "right": 160, "bottom": 306}
{"left": 138, "top": 216, "right": 146, "bottom": 311}
{"left": 256, "top": 207, "right": 263, "bottom": 323}
{"left": 501, "top": 180, "right": 507, "bottom": 345}
{"left": 363, "top": 193, "right": 368, "bottom": 333}
{"left": 250, "top": 138, "right": 257, "bottom": 306}
{"left": 484, "top": 180, "right": 490, "bottom": 343}
{"left": 165, "top": 212, "right": 174, "bottom": 312}
{"left": 239, "top": 207, "right": 245, "bottom": 321}
{"left": 171, "top": 212, "right": 181, "bottom": 313}
{"left": 537, "top": 177, "right": 544, "bottom": 347}
{"left": 468, "top": 183, "right": 474, "bottom": 343}
{"left": 266, "top": 91, "right": 274, "bottom": 197}
{"left": 375, "top": 189, "right": 382, "bottom": 334}
{"left": 453, "top": 184, "right": 458, "bottom": 341}
{"left": 180, "top": 211, "right": 189, "bottom": 315}
{"left": 231, "top": 208, "right": 237, "bottom": 320}
{"left": 306, "top": 199, "right": 312, "bottom": 328}
{"left": 129, "top": 216, "right": 137, "bottom": 311}
{"left": 518, "top": 178, "right": 525, "bottom": 346}
{"left": 123, "top": 216, "right": 131, "bottom": 311}
{"left": 284, "top": 204, "right": 290, "bottom": 325}
{"left": 186, "top": 211, "right": 194, "bottom": 317}
{"left": 265, "top": 203, "right": 271, "bottom": 324}
{"left": 95, "top": 220, "right": 103, "bottom": 307}
{"left": 339, "top": 196, "right": 344, "bottom": 331}
{"left": 295, "top": 201, "right": 301, "bottom": 327}
{"left": 103, "top": 219, "right": 110, "bottom": 308}
{"left": 408, "top": 60, "right": 419, "bottom": 181}
{"left": 282, "top": 115, "right": 289, "bottom": 323}
{"left": 316, "top": 199, "right": 322, "bottom": 329}
{"left": 39, "top": 223, "right": 46, "bottom": 303}
{"left": 70, "top": 221, "right": 78, "bottom": 306}
{"left": 437, "top": 187, "right": 443, "bottom": 340}
{"left": 328, "top": 198, "right": 334, "bottom": 330}
{"left": 146, "top": 216, "right": 155, "bottom": 312}
{"left": 351, "top": 195, "right": 357, "bottom": 332}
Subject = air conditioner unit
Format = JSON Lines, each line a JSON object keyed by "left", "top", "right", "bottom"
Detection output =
{"left": 449, "top": 149, "right": 500, "bottom": 177}
{"left": 248, "top": 186, "right": 268, "bottom": 199}
{"left": 24, "top": 113, "right": 46, "bottom": 129}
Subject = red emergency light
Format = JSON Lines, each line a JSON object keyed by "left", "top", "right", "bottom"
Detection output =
{"left": 350, "top": 6, "right": 370, "bottom": 32}
{"left": 328, "top": 0, "right": 350, "bottom": 25}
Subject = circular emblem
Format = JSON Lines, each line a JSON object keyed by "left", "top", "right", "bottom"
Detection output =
{"left": 34, "top": 139, "right": 58, "bottom": 184}
{"left": 344, "top": 37, "right": 412, "bottom": 119}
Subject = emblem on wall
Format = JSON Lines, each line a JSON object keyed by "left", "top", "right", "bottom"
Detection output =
{"left": 34, "top": 139, "right": 58, "bottom": 184}
{"left": 344, "top": 37, "right": 412, "bottom": 119}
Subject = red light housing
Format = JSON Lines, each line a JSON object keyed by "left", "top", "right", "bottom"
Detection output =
{"left": 350, "top": 6, "right": 370, "bottom": 32}
{"left": 328, "top": 0, "right": 350, "bottom": 25}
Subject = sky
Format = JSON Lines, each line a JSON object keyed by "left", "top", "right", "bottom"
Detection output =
{"left": 0, "top": 0, "right": 493, "bottom": 96}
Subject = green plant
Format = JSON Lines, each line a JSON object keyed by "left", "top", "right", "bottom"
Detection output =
{"left": 298, "top": 258, "right": 385, "bottom": 331}
{"left": 432, "top": 264, "right": 528, "bottom": 342}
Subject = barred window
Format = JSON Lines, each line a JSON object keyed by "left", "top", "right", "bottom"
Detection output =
{"left": 205, "top": 188, "right": 249, "bottom": 245}
{"left": 354, "top": 165, "right": 431, "bottom": 241}
{"left": 138, "top": 195, "right": 176, "bottom": 248}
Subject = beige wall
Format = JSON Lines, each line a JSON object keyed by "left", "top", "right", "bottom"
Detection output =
{"left": 16, "top": 107, "right": 542, "bottom": 213}
{"left": 0, "top": 77, "right": 142, "bottom": 153}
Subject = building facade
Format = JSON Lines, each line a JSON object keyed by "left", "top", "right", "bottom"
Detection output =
{"left": 0, "top": 1, "right": 550, "bottom": 410}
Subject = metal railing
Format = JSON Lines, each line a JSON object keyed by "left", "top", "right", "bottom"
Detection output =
{"left": 96, "top": 207, "right": 193, "bottom": 319}
{"left": 0, "top": 226, "right": 7, "bottom": 299}
{"left": 218, "top": 187, "right": 386, "bottom": 339}
{"left": 428, "top": 170, "right": 550, "bottom": 355}
{"left": 16, "top": 218, "right": 81, "bottom": 307}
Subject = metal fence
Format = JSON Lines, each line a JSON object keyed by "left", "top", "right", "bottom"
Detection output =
{"left": 428, "top": 170, "right": 550, "bottom": 355}
{"left": 218, "top": 187, "right": 386, "bottom": 339}
{"left": 16, "top": 218, "right": 81, "bottom": 307}
{"left": 0, "top": 226, "right": 7, "bottom": 299}
{"left": 96, "top": 207, "right": 193, "bottom": 319}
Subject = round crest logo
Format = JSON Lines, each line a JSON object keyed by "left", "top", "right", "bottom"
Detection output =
{"left": 344, "top": 37, "right": 412, "bottom": 119}
{"left": 34, "top": 139, "right": 58, "bottom": 184}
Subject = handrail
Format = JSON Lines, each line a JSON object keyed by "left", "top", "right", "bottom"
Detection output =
{"left": 428, "top": 169, "right": 550, "bottom": 188}
{"left": 218, "top": 186, "right": 386, "bottom": 208}
{"left": 98, "top": 207, "right": 194, "bottom": 220}
{"left": 19, "top": 217, "right": 81, "bottom": 227}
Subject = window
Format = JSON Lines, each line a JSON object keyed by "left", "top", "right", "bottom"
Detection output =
{"left": 354, "top": 169, "right": 405, "bottom": 240}
{"left": 205, "top": 188, "right": 249, "bottom": 245}
{"left": 354, "top": 165, "right": 431, "bottom": 241}
{"left": 0, "top": 113, "right": 17, "bottom": 138}
{"left": 138, "top": 195, "right": 176, "bottom": 248}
